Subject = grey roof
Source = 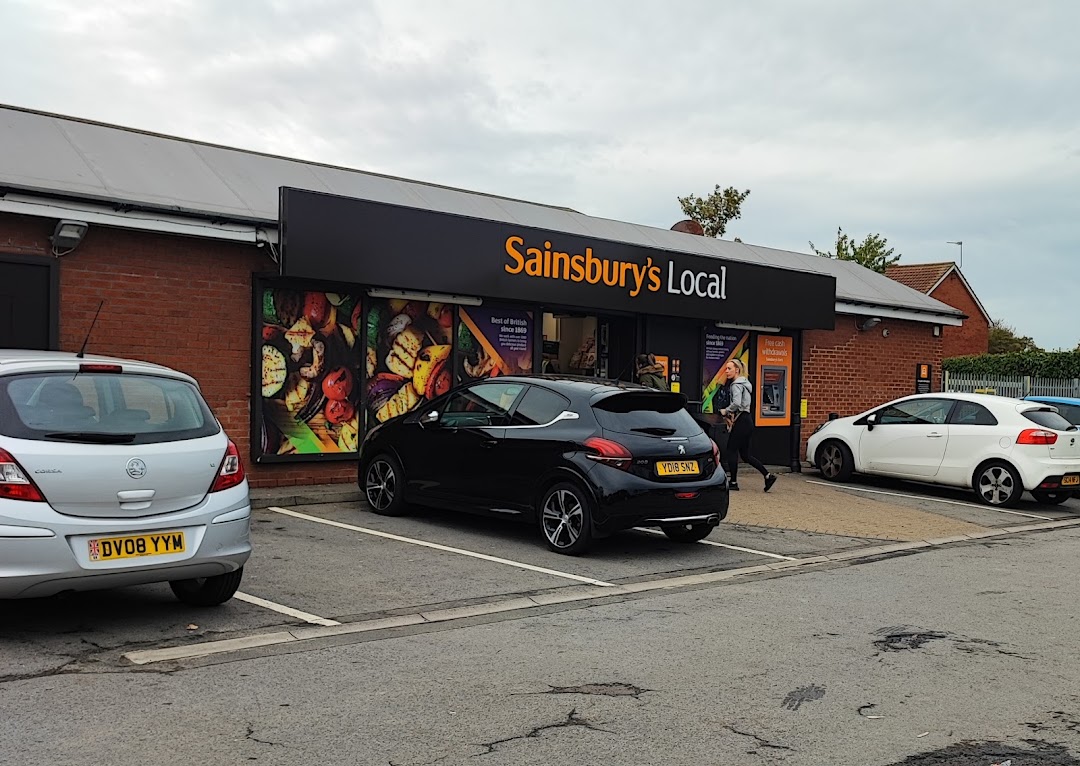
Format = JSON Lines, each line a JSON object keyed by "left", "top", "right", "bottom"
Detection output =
{"left": 0, "top": 104, "right": 962, "bottom": 319}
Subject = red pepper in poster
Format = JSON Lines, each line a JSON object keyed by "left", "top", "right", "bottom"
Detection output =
{"left": 322, "top": 367, "right": 354, "bottom": 401}
{"left": 351, "top": 302, "right": 363, "bottom": 333}
{"left": 303, "top": 292, "right": 331, "bottom": 328}
{"left": 325, "top": 399, "right": 355, "bottom": 425}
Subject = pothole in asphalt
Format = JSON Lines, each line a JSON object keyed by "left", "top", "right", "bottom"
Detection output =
{"left": 884, "top": 739, "right": 1079, "bottom": 765}
{"left": 873, "top": 629, "right": 950, "bottom": 652}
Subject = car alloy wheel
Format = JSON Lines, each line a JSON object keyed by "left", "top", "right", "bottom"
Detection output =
{"left": 365, "top": 455, "right": 407, "bottom": 516}
{"left": 975, "top": 462, "right": 1021, "bottom": 507}
{"left": 540, "top": 483, "right": 593, "bottom": 555}
{"left": 817, "top": 440, "right": 853, "bottom": 482}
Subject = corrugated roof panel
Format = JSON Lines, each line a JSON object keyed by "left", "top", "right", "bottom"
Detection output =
{"left": 312, "top": 166, "right": 434, "bottom": 211}
{"left": 55, "top": 118, "right": 250, "bottom": 216}
{"left": 0, "top": 109, "right": 105, "bottom": 197}
{"left": 191, "top": 144, "right": 332, "bottom": 220}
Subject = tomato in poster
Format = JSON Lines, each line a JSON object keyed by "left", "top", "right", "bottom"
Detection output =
{"left": 325, "top": 399, "right": 355, "bottom": 425}
{"left": 322, "top": 367, "right": 354, "bottom": 401}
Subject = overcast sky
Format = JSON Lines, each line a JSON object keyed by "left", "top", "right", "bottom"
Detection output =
{"left": 3, "top": 1, "right": 1078, "bottom": 349}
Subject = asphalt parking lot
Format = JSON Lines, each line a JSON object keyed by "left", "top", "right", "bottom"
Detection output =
{"left": 2, "top": 471, "right": 1078, "bottom": 677}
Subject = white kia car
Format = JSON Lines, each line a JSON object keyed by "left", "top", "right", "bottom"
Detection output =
{"left": 806, "top": 393, "right": 1080, "bottom": 507}
{"left": 0, "top": 350, "right": 251, "bottom": 603}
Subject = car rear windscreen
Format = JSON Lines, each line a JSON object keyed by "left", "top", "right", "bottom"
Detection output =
{"left": 592, "top": 392, "right": 702, "bottom": 437}
{"left": 1022, "top": 407, "right": 1077, "bottom": 432}
{"left": 0, "top": 372, "right": 220, "bottom": 444}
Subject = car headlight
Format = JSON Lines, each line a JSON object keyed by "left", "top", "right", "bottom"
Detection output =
{"left": 812, "top": 421, "right": 830, "bottom": 435}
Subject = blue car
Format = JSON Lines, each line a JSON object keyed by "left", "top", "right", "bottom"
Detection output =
{"left": 1024, "top": 396, "right": 1080, "bottom": 428}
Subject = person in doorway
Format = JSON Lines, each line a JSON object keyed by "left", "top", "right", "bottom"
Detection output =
{"left": 635, "top": 354, "right": 669, "bottom": 391}
{"left": 720, "top": 358, "right": 777, "bottom": 492}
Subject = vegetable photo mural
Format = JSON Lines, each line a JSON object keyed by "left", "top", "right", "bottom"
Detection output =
{"left": 258, "top": 287, "right": 363, "bottom": 460}
{"left": 364, "top": 299, "right": 454, "bottom": 428}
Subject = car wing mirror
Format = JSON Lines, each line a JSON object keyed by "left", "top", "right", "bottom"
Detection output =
{"left": 420, "top": 410, "right": 441, "bottom": 427}
{"left": 866, "top": 413, "right": 877, "bottom": 431}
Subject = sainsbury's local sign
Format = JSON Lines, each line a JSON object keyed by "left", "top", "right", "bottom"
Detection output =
{"left": 503, "top": 235, "right": 727, "bottom": 301}
{"left": 278, "top": 188, "right": 836, "bottom": 329}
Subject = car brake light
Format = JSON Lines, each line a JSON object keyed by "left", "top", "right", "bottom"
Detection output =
{"left": 1017, "top": 429, "right": 1058, "bottom": 445}
{"left": 0, "top": 448, "right": 46, "bottom": 502}
{"left": 79, "top": 363, "right": 123, "bottom": 373}
{"left": 584, "top": 436, "right": 632, "bottom": 470}
{"left": 210, "top": 440, "right": 246, "bottom": 492}
{"left": 711, "top": 439, "right": 720, "bottom": 466}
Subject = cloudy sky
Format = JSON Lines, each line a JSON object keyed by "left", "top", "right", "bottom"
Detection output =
{"left": 4, "top": 1, "right": 1078, "bottom": 349}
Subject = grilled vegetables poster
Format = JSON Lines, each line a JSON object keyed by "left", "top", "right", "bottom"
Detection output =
{"left": 701, "top": 330, "right": 749, "bottom": 414}
{"left": 365, "top": 299, "right": 454, "bottom": 427}
{"left": 260, "top": 288, "right": 363, "bottom": 458}
{"left": 457, "top": 306, "right": 533, "bottom": 382}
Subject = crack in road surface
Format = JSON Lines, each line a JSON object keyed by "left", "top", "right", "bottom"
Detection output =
{"left": 245, "top": 723, "right": 286, "bottom": 748}
{"left": 470, "top": 708, "right": 612, "bottom": 757}
{"left": 543, "top": 682, "right": 652, "bottom": 699}
{"left": 722, "top": 724, "right": 795, "bottom": 752}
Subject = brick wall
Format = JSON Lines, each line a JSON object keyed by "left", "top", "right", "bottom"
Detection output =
{"left": 0, "top": 212, "right": 356, "bottom": 489}
{"left": 929, "top": 272, "right": 990, "bottom": 358}
{"left": 800, "top": 315, "right": 943, "bottom": 461}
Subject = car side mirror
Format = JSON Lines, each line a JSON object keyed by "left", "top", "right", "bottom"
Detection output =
{"left": 420, "top": 410, "right": 440, "bottom": 427}
{"left": 866, "top": 413, "right": 877, "bottom": 431}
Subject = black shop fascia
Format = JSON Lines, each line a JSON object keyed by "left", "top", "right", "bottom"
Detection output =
{"left": 253, "top": 187, "right": 835, "bottom": 466}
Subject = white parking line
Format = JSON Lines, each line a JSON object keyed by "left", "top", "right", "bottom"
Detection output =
{"left": 632, "top": 528, "right": 798, "bottom": 560}
{"left": 234, "top": 592, "right": 341, "bottom": 627}
{"left": 806, "top": 480, "right": 1054, "bottom": 521}
{"left": 266, "top": 506, "right": 615, "bottom": 587}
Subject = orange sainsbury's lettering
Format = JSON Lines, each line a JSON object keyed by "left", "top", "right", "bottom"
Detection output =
{"left": 504, "top": 236, "right": 525, "bottom": 274}
{"left": 503, "top": 235, "right": 688, "bottom": 299}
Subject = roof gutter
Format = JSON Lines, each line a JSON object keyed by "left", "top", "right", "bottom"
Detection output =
{"left": 0, "top": 191, "right": 278, "bottom": 245}
{"left": 835, "top": 300, "right": 964, "bottom": 326}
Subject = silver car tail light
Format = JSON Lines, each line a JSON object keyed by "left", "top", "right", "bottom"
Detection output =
{"left": 0, "top": 448, "right": 46, "bottom": 502}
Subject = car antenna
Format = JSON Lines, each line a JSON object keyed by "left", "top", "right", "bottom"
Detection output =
{"left": 76, "top": 301, "right": 105, "bottom": 359}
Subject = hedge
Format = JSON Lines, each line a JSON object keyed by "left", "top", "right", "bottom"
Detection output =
{"left": 943, "top": 350, "right": 1080, "bottom": 378}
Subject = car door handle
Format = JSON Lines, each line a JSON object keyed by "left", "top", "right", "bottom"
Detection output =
{"left": 926, "top": 432, "right": 944, "bottom": 438}
{"left": 481, "top": 440, "right": 498, "bottom": 448}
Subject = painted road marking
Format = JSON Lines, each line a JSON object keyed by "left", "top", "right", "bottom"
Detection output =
{"left": 266, "top": 506, "right": 615, "bottom": 587}
{"left": 632, "top": 527, "right": 798, "bottom": 560}
{"left": 806, "top": 480, "right": 1054, "bottom": 520}
{"left": 234, "top": 592, "right": 341, "bottom": 627}
{"left": 122, "top": 516, "right": 1080, "bottom": 666}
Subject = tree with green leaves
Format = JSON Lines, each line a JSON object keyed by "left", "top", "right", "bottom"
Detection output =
{"left": 677, "top": 185, "right": 750, "bottom": 238}
{"left": 989, "top": 319, "right": 1041, "bottom": 355}
{"left": 809, "top": 228, "right": 901, "bottom": 273}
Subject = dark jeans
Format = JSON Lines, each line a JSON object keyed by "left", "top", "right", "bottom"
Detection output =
{"left": 725, "top": 414, "right": 769, "bottom": 484}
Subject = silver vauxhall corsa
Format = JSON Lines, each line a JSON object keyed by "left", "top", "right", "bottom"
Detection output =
{"left": 0, "top": 350, "right": 251, "bottom": 605}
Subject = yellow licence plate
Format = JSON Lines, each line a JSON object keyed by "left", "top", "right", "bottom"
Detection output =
{"left": 88, "top": 531, "right": 186, "bottom": 562}
{"left": 1063, "top": 475, "right": 1080, "bottom": 487}
{"left": 656, "top": 460, "right": 700, "bottom": 477}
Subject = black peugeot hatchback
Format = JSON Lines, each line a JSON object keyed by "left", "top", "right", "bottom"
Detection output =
{"left": 357, "top": 376, "right": 729, "bottom": 554}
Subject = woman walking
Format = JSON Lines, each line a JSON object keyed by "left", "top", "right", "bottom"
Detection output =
{"left": 719, "top": 358, "right": 777, "bottom": 492}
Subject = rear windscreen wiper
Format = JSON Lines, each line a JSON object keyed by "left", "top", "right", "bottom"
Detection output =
{"left": 44, "top": 432, "right": 137, "bottom": 444}
{"left": 631, "top": 427, "right": 678, "bottom": 436}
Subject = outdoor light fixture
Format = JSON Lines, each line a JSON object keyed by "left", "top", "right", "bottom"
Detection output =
{"left": 858, "top": 317, "right": 882, "bottom": 331}
{"left": 367, "top": 288, "right": 483, "bottom": 306}
{"left": 50, "top": 219, "right": 89, "bottom": 254}
{"left": 933, "top": 325, "right": 942, "bottom": 337}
